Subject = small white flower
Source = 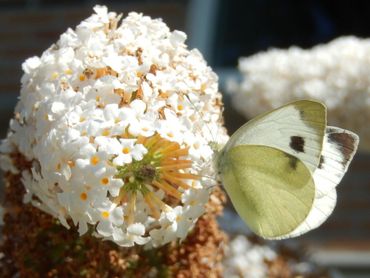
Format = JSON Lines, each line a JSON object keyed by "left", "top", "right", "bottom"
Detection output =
{"left": 156, "top": 109, "right": 185, "bottom": 143}
{"left": 58, "top": 188, "right": 96, "bottom": 235}
{"left": 167, "top": 94, "right": 192, "bottom": 116}
{"left": 182, "top": 188, "right": 208, "bottom": 219}
{"left": 22, "top": 56, "right": 41, "bottom": 74}
{"left": 113, "top": 139, "right": 147, "bottom": 165}
{"left": 93, "top": 202, "right": 124, "bottom": 237}
{"left": 165, "top": 206, "right": 193, "bottom": 239}
{"left": 95, "top": 136, "right": 122, "bottom": 155}
{"left": 129, "top": 99, "right": 147, "bottom": 117}
{"left": 113, "top": 223, "right": 150, "bottom": 247}
{"left": 128, "top": 118, "right": 155, "bottom": 137}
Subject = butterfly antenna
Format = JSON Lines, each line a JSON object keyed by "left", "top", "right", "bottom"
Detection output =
{"left": 192, "top": 161, "right": 219, "bottom": 189}
{"left": 183, "top": 94, "right": 218, "bottom": 144}
{"left": 183, "top": 94, "right": 223, "bottom": 189}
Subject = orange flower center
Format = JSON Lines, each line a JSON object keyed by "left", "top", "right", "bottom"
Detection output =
{"left": 80, "top": 192, "right": 88, "bottom": 201}
{"left": 122, "top": 147, "right": 130, "bottom": 154}
{"left": 90, "top": 156, "right": 100, "bottom": 165}
{"left": 101, "top": 177, "right": 109, "bottom": 185}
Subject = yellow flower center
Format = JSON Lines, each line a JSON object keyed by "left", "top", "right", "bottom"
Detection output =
{"left": 101, "top": 177, "right": 109, "bottom": 185}
{"left": 51, "top": 72, "right": 59, "bottom": 80}
{"left": 80, "top": 192, "right": 88, "bottom": 201}
{"left": 102, "top": 129, "right": 110, "bottom": 136}
{"left": 64, "top": 68, "right": 73, "bottom": 75}
{"left": 101, "top": 211, "right": 110, "bottom": 219}
{"left": 122, "top": 147, "right": 130, "bottom": 154}
{"left": 79, "top": 74, "right": 86, "bottom": 81}
{"left": 90, "top": 156, "right": 100, "bottom": 165}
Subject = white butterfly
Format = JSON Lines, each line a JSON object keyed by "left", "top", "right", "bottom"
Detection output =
{"left": 216, "top": 100, "right": 359, "bottom": 239}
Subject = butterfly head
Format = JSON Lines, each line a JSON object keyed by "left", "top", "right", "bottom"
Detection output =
{"left": 208, "top": 141, "right": 226, "bottom": 177}
{"left": 209, "top": 141, "right": 223, "bottom": 153}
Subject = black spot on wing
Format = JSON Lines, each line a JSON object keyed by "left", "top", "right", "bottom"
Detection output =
{"left": 284, "top": 153, "right": 298, "bottom": 171}
{"left": 290, "top": 136, "right": 305, "bottom": 153}
{"left": 318, "top": 156, "right": 325, "bottom": 169}
{"left": 327, "top": 132, "right": 356, "bottom": 167}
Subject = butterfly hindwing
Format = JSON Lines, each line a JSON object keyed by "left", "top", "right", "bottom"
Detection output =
{"left": 219, "top": 144, "right": 315, "bottom": 238}
{"left": 273, "top": 189, "right": 337, "bottom": 239}
{"left": 272, "top": 126, "right": 359, "bottom": 239}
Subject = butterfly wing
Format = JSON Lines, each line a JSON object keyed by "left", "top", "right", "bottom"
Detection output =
{"left": 220, "top": 144, "right": 315, "bottom": 238}
{"left": 314, "top": 126, "right": 359, "bottom": 197}
{"left": 224, "top": 100, "right": 327, "bottom": 173}
{"left": 272, "top": 126, "right": 359, "bottom": 239}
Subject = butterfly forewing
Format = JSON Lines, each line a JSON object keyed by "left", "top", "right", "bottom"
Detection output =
{"left": 224, "top": 100, "right": 326, "bottom": 173}
{"left": 220, "top": 145, "right": 315, "bottom": 238}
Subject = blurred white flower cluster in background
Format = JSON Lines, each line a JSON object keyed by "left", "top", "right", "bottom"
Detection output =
{"left": 0, "top": 6, "right": 228, "bottom": 248}
{"left": 230, "top": 36, "right": 370, "bottom": 151}
{"left": 223, "top": 235, "right": 276, "bottom": 278}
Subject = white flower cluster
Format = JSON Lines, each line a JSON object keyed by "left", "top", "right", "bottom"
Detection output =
{"left": 223, "top": 235, "right": 277, "bottom": 278}
{"left": 231, "top": 36, "right": 370, "bottom": 151}
{"left": 0, "top": 6, "right": 227, "bottom": 247}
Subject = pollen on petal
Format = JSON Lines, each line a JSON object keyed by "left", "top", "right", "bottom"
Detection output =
{"left": 101, "top": 211, "right": 110, "bottom": 219}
